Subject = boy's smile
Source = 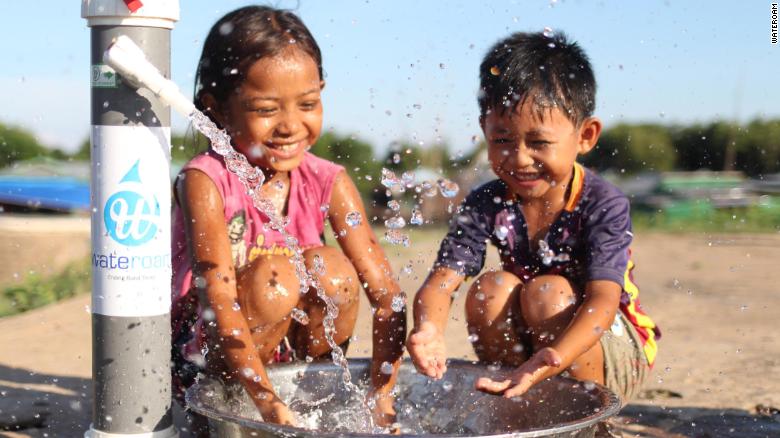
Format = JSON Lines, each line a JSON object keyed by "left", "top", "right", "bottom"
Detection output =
{"left": 482, "top": 99, "right": 601, "bottom": 204}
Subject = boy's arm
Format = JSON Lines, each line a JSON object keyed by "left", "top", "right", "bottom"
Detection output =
{"left": 326, "top": 171, "right": 405, "bottom": 422}
{"left": 407, "top": 266, "right": 464, "bottom": 379}
{"left": 178, "top": 170, "right": 294, "bottom": 424}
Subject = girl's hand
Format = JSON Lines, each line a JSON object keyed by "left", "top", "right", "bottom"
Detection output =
{"left": 257, "top": 398, "right": 298, "bottom": 426}
{"left": 368, "top": 388, "right": 398, "bottom": 431}
{"left": 475, "top": 347, "right": 562, "bottom": 398}
{"left": 407, "top": 321, "right": 447, "bottom": 379}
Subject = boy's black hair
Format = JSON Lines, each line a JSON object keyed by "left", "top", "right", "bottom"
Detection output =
{"left": 478, "top": 31, "right": 596, "bottom": 126}
{"left": 194, "top": 6, "right": 322, "bottom": 117}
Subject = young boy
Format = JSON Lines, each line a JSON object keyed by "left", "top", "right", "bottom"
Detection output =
{"left": 407, "top": 31, "right": 659, "bottom": 403}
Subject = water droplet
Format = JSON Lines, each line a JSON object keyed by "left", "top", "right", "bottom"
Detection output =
{"left": 392, "top": 153, "right": 401, "bottom": 164}
{"left": 387, "top": 200, "right": 401, "bottom": 211}
{"left": 384, "top": 230, "right": 410, "bottom": 246}
{"left": 102, "top": 101, "right": 109, "bottom": 108}
{"left": 494, "top": 225, "right": 509, "bottom": 241}
{"left": 410, "top": 208, "right": 423, "bottom": 225}
{"left": 202, "top": 308, "right": 215, "bottom": 321}
{"left": 412, "top": 103, "right": 422, "bottom": 110}
{"left": 232, "top": 302, "right": 241, "bottom": 311}
{"left": 219, "top": 21, "right": 234, "bottom": 35}
{"left": 421, "top": 180, "right": 438, "bottom": 197}
{"left": 312, "top": 254, "right": 326, "bottom": 275}
{"left": 320, "top": 204, "right": 330, "bottom": 213}
{"left": 543, "top": 26, "right": 554, "bottom": 38}
{"left": 401, "top": 171, "right": 416, "bottom": 187}
{"left": 193, "top": 275, "right": 207, "bottom": 289}
{"left": 442, "top": 381, "right": 453, "bottom": 391}
{"left": 583, "top": 381, "right": 596, "bottom": 391}
{"left": 380, "top": 361, "right": 394, "bottom": 374}
{"left": 385, "top": 216, "right": 406, "bottom": 229}
{"left": 291, "top": 308, "right": 310, "bottom": 325}
{"left": 381, "top": 168, "right": 400, "bottom": 189}
{"left": 437, "top": 179, "right": 459, "bottom": 198}
{"left": 467, "top": 333, "right": 479, "bottom": 343}
{"left": 345, "top": 211, "right": 362, "bottom": 228}
{"left": 241, "top": 367, "right": 255, "bottom": 378}
{"left": 391, "top": 294, "right": 406, "bottom": 312}
{"left": 439, "top": 63, "right": 446, "bottom": 69}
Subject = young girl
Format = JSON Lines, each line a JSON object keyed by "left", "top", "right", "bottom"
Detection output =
{"left": 171, "top": 6, "right": 405, "bottom": 428}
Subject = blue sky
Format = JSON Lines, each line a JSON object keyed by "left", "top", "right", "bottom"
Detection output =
{"left": 1, "top": 1, "right": 778, "bottom": 154}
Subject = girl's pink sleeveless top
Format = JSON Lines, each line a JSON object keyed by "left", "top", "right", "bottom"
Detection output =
{"left": 171, "top": 150, "right": 344, "bottom": 346}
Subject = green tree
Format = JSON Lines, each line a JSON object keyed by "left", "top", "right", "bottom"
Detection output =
{"left": 670, "top": 121, "right": 734, "bottom": 171}
{"left": 0, "top": 122, "right": 51, "bottom": 167}
{"left": 583, "top": 123, "right": 676, "bottom": 174}
{"left": 310, "top": 131, "right": 380, "bottom": 197}
{"left": 735, "top": 119, "right": 780, "bottom": 176}
{"left": 71, "top": 130, "right": 208, "bottom": 162}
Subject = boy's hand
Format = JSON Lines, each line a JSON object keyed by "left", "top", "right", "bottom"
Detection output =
{"left": 407, "top": 321, "right": 447, "bottom": 379}
{"left": 475, "top": 347, "right": 562, "bottom": 398}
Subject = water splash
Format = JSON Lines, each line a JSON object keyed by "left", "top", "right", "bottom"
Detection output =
{"left": 188, "top": 111, "right": 367, "bottom": 422}
{"left": 384, "top": 216, "right": 406, "bottom": 229}
{"left": 384, "top": 230, "right": 410, "bottom": 247}
{"left": 345, "top": 211, "right": 362, "bottom": 228}
{"left": 437, "top": 178, "right": 460, "bottom": 198}
{"left": 410, "top": 208, "right": 423, "bottom": 225}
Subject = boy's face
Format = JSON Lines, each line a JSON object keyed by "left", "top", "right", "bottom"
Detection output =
{"left": 482, "top": 99, "right": 600, "bottom": 202}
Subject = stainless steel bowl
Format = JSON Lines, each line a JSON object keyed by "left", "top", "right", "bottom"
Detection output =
{"left": 185, "top": 358, "right": 621, "bottom": 437}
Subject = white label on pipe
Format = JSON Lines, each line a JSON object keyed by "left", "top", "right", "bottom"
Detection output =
{"left": 91, "top": 64, "right": 118, "bottom": 88}
{"left": 91, "top": 125, "right": 171, "bottom": 317}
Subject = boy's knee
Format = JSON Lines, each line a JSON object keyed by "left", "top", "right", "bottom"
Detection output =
{"left": 521, "top": 275, "right": 577, "bottom": 322}
{"left": 466, "top": 270, "right": 521, "bottom": 325}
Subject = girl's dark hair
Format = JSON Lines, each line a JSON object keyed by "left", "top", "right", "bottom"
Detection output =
{"left": 478, "top": 31, "right": 596, "bottom": 126}
{"left": 194, "top": 6, "right": 322, "bottom": 114}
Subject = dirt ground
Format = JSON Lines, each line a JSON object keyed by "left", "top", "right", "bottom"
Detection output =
{"left": 1, "top": 215, "right": 780, "bottom": 437}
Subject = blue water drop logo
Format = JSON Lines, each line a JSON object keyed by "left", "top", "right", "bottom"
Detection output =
{"left": 103, "top": 160, "right": 160, "bottom": 246}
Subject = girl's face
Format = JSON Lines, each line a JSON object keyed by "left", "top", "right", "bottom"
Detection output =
{"left": 215, "top": 48, "right": 324, "bottom": 173}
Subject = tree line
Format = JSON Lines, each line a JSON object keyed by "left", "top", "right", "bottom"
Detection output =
{"left": 3, "top": 118, "right": 779, "bottom": 181}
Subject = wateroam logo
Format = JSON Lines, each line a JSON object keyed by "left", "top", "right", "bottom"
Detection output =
{"left": 103, "top": 160, "right": 160, "bottom": 246}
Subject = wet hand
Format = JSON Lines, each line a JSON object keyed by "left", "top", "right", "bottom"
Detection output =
{"left": 368, "top": 389, "right": 398, "bottom": 432}
{"left": 258, "top": 398, "right": 298, "bottom": 426}
{"left": 475, "top": 347, "right": 562, "bottom": 398}
{"left": 407, "top": 321, "right": 447, "bottom": 379}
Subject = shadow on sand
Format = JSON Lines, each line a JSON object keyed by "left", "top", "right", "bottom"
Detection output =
{"left": 2, "top": 364, "right": 779, "bottom": 438}
{"left": 0, "top": 364, "right": 91, "bottom": 436}
{"left": 614, "top": 403, "right": 780, "bottom": 438}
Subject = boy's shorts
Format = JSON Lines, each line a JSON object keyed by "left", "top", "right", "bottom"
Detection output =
{"left": 599, "top": 311, "right": 650, "bottom": 405}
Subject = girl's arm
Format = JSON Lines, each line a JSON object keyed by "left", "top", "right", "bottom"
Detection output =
{"left": 177, "top": 169, "right": 293, "bottom": 424}
{"left": 326, "top": 171, "right": 406, "bottom": 399}
{"left": 407, "top": 266, "right": 464, "bottom": 379}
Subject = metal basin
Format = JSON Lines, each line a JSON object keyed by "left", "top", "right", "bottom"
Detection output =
{"left": 185, "top": 358, "right": 620, "bottom": 437}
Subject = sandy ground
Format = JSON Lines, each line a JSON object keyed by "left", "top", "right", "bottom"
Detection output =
{"left": 1, "top": 215, "right": 780, "bottom": 437}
